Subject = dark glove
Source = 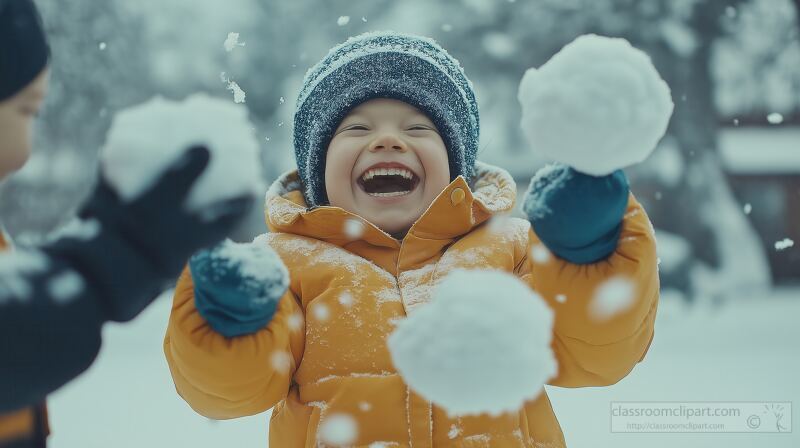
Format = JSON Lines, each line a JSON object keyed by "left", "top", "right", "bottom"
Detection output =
{"left": 522, "top": 164, "right": 629, "bottom": 264}
{"left": 189, "top": 241, "right": 288, "bottom": 338}
{"left": 47, "top": 145, "right": 255, "bottom": 322}
{"left": 82, "top": 145, "right": 254, "bottom": 276}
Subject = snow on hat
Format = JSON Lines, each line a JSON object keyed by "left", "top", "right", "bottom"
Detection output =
{"left": 0, "top": 0, "right": 50, "bottom": 102}
{"left": 293, "top": 31, "right": 480, "bottom": 207}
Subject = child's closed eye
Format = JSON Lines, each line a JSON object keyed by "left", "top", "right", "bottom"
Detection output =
{"left": 407, "top": 124, "right": 438, "bottom": 134}
{"left": 338, "top": 124, "right": 370, "bottom": 134}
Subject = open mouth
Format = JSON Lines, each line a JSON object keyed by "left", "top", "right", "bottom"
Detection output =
{"left": 357, "top": 165, "right": 421, "bottom": 198}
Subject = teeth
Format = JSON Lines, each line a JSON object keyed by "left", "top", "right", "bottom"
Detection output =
{"left": 368, "top": 191, "right": 411, "bottom": 197}
{"left": 361, "top": 167, "right": 415, "bottom": 181}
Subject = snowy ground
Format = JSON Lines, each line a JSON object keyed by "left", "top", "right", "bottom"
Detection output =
{"left": 48, "top": 289, "right": 800, "bottom": 448}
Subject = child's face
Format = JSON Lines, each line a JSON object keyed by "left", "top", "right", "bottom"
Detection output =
{"left": 325, "top": 98, "right": 450, "bottom": 237}
{"left": 0, "top": 68, "right": 49, "bottom": 179}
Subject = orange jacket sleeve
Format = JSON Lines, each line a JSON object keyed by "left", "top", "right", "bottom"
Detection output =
{"left": 164, "top": 268, "right": 305, "bottom": 419}
{"left": 516, "top": 193, "right": 659, "bottom": 387}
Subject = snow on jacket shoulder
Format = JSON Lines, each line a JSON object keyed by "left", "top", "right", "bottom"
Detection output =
{"left": 163, "top": 161, "right": 659, "bottom": 448}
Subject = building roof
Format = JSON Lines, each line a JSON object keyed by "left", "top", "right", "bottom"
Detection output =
{"left": 719, "top": 127, "right": 800, "bottom": 175}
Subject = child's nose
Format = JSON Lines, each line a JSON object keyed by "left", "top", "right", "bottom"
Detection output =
{"left": 369, "top": 133, "right": 407, "bottom": 153}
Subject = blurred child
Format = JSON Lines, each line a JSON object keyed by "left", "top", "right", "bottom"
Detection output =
{"left": 165, "top": 32, "right": 658, "bottom": 447}
{"left": 0, "top": 1, "right": 253, "bottom": 446}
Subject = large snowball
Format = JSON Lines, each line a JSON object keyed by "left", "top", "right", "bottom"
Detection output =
{"left": 518, "top": 34, "right": 674, "bottom": 176}
{"left": 387, "top": 269, "right": 557, "bottom": 416}
{"left": 100, "top": 93, "right": 263, "bottom": 210}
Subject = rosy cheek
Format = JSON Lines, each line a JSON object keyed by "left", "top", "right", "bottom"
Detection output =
{"left": 325, "top": 140, "right": 363, "bottom": 204}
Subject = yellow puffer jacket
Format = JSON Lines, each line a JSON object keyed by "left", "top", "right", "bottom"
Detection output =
{"left": 164, "top": 162, "right": 659, "bottom": 447}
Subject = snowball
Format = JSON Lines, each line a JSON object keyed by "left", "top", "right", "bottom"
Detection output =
{"left": 589, "top": 277, "right": 635, "bottom": 321}
{"left": 775, "top": 238, "right": 794, "bottom": 251}
{"left": 743, "top": 203, "right": 752, "bottom": 215}
{"left": 518, "top": 34, "right": 674, "bottom": 176}
{"left": 100, "top": 94, "right": 263, "bottom": 210}
{"left": 318, "top": 413, "right": 358, "bottom": 446}
{"left": 387, "top": 269, "right": 557, "bottom": 416}
{"left": 213, "top": 238, "right": 289, "bottom": 304}
{"left": 337, "top": 16, "right": 350, "bottom": 26}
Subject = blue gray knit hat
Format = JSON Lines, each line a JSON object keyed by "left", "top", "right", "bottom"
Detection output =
{"left": 293, "top": 31, "right": 480, "bottom": 207}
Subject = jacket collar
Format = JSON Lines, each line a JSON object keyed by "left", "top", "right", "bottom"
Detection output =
{"left": 264, "top": 161, "right": 517, "bottom": 250}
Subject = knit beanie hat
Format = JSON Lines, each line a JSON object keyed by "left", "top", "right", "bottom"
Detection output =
{"left": 293, "top": 31, "right": 480, "bottom": 207}
{"left": 0, "top": 0, "right": 50, "bottom": 102}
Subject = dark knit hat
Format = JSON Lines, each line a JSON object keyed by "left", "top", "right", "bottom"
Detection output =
{"left": 0, "top": 0, "right": 50, "bottom": 101}
{"left": 293, "top": 31, "right": 480, "bottom": 207}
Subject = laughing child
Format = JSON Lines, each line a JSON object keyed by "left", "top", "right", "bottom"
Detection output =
{"left": 164, "top": 32, "right": 658, "bottom": 448}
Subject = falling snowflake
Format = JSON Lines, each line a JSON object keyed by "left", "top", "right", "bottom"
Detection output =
{"left": 227, "top": 82, "right": 246, "bottom": 104}
{"left": 339, "top": 291, "right": 355, "bottom": 307}
{"left": 319, "top": 413, "right": 358, "bottom": 445}
{"left": 448, "top": 424, "right": 461, "bottom": 439}
{"left": 530, "top": 244, "right": 551, "bottom": 264}
{"left": 224, "top": 32, "right": 245, "bottom": 52}
{"left": 270, "top": 351, "right": 292, "bottom": 373}
{"left": 767, "top": 113, "right": 784, "bottom": 125}
{"left": 287, "top": 313, "right": 303, "bottom": 331}
{"left": 344, "top": 218, "right": 366, "bottom": 239}
{"left": 589, "top": 277, "right": 635, "bottom": 321}
{"left": 313, "top": 303, "right": 331, "bottom": 321}
{"left": 775, "top": 238, "right": 794, "bottom": 251}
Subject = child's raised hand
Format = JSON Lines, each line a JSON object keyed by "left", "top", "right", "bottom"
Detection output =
{"left": 83, "top": 145, "right": 254, "bottom": 273}
{"left": 522, "top": 164, "right": 629, "bottom": 264}
{"left": 189, "top": 238, "right": 289, "bottom": 338}
{"left": 518, "top": 34, "right": 673, "bottom": 176}
{"left": 67, "top": 145, "right": 254, "bottom": 322}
